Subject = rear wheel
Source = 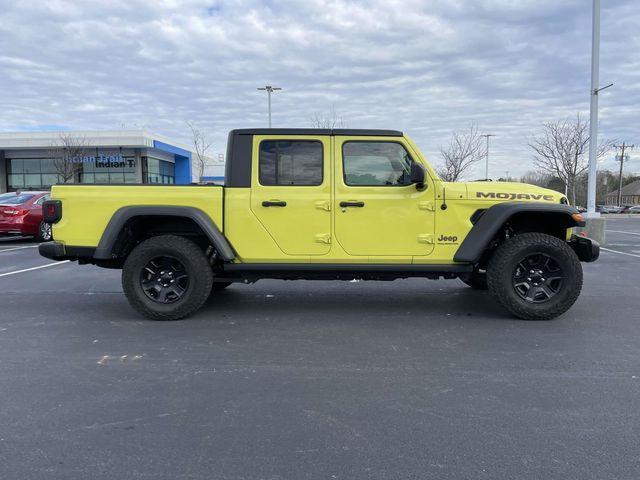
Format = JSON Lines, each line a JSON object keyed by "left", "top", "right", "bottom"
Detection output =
{"left": 122, "top": 235, "right": 213, "bottom": 320}
{"left": 486, "top": 233, "right": 582, "bottom": 320}
{"left": 37, "top": 221, "right": 52, "bottom": 242}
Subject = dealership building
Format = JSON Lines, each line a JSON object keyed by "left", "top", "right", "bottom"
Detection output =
{"left": 0, "top": 130, "right": 224, "bottom": 193}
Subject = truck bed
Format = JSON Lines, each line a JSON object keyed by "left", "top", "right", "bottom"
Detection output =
{"left": 51, "top": 185, "right": 224, "bottom": 248}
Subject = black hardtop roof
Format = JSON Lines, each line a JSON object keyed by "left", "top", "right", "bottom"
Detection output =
{"left": 229, "top": 128, "right": 403, "bottom": 137}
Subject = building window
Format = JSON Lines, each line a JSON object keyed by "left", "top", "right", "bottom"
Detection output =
{"left": 7, "top": 158, "right": 63, "bottom": 190}
{"left": 80, "top": 156, "right": 136, "bottom": 184}
{"left": 259, "top": 140, "right": 323, "bottom": 186}
{"left": 144, "top": 157, "right": 175, "bottom": 184}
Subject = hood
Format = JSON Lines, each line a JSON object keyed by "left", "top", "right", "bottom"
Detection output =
{"left": 455, "top": 181, "right": 566, "bottom": 203}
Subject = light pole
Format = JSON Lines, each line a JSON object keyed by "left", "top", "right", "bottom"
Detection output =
{"left": 481, "top": 134, "right": 495, "bottom": 180}
{"left": 257, "top": 85, "right": 282, "bottom": 127}
{"left": 586, "top": 0, "right": 613, "bottom": 216}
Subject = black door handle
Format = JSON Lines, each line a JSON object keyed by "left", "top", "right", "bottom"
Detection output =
{"left": 340, "top": 201, "right": 365, "bottom": 208}
{"left": 262, "top": 200, "right": 287, "bottom": 207}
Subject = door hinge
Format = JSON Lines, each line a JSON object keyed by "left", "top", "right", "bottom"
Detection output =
{"left": 315, "top": 233, "right": 331, "bottom": 244}
{"left": 315, "top": 201, "right": 331, "bottom": 212}
{"left": 417, "top": 234, "right": 434, "bottom": 244}
{"left": 419, "top": 201, "right": 435, "bottom": 211}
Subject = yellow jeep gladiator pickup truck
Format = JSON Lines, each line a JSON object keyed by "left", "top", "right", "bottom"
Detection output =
{"left": 39, "top": 128, "right": 598, "bottom": 321}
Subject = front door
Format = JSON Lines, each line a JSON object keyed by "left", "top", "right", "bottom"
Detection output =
{"left": 334, "top": 138, "right": 435, "bottom": 257}
{"left": 250, "top": 135, "right": 332, "bottom": 256}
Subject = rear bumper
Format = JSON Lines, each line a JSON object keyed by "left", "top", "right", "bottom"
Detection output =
{"left": 39, "top": 241, "right": 96, "bottom": 262}
{"left": 38, "top": 241, "right": 67, "bottom": 260}
{"left": 570, "top": 235, "right": 600, "bottom": 262}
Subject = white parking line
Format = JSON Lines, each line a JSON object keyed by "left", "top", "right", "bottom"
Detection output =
{"left": 606, "top": 230, "right": 640, "bottom": 237}
{"left": 0, "top": 245, "right": 39, "bottom": 253}
{"left": 0, "top": 261, "right": 70, "bottom": 278}
{"left": 601, "top": 247, "right": 640, "bottom": 259}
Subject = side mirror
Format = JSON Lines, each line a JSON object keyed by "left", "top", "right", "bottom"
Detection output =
{"left": 410, "top": 162, "right": 426, "bottom": 188}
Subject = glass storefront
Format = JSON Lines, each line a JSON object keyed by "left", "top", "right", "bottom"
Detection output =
{"left": 145, "top": 157, "right": 175, "bottom": 184}
{"left": 6, "top": 155, "right": 175, "bottom": 190}
{"left": 7, "top": 158, "right": 61, "bottom": 190}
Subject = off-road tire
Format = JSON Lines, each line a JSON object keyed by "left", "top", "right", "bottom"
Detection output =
{"left": 122, "top": 235, "right": 213, "bottom": 320}
{"left": 486, "top": 233, "right": 582, "bottom": 320}
{"left": 459, "top": 268, "right": 488, "bottom": 290}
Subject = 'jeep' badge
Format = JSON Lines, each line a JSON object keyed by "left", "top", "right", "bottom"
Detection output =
{"left": 437, "top": 234, "right": 458, "bottom": 244}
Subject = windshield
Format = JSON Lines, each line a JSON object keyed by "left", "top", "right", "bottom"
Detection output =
{"left": 0, "top": 194, "right": 34, "bottom": 205}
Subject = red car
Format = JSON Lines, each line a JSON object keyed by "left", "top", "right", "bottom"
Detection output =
{"left": 0, "top": 191, "right": 52, "bottom": 241}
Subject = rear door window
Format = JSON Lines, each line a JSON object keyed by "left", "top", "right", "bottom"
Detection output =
{"left": 259, "top": 140, "right": 323, "bottom": 186}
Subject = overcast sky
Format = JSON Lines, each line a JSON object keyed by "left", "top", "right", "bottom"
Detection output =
{"left": 0, "top": 0, "right": 638, "bottom": 178}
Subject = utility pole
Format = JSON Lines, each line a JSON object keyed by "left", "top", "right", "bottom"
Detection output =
{"left": 614, "top": 142, "right": 634, "bottom": 207}
{"left": 480, "top": 134, "right": 495, "bottom": 180}
{"left": 257, "top": 85, "right": 282, "bottom": 127}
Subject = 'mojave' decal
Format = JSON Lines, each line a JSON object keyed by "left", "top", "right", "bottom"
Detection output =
{"left": 476, "top": 192, "right": 555, "bottom": 201}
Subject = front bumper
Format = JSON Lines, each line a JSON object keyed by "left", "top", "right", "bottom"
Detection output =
{"left": 570, "top": 235, "right": 600, "bottom": 262}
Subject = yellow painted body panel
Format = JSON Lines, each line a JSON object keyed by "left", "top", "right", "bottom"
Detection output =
{"left": 250, "top": 135, "right": 332, "bottom": 256}
{"left": 51, "top": 185, "right": 223, "bottom": 247}
{"left": 333, "top": 136, "right": 435, "bottom": 257}
{"left": 51, "top": 134, "right": 571, "bottom": 266}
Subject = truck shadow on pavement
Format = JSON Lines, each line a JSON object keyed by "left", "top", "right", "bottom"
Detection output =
{"left": 192, "top": 279, "right": 514, "bottom": 324}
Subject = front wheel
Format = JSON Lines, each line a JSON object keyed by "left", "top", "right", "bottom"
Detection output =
{"left": 486, "top": 233, "right": 583, "bottom": 320}
{"left": 122, "top": 235, "right": 213, "bottom": 320}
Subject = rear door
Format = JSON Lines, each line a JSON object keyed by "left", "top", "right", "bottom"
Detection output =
{"left": 250, "top": 135, "right": 332, "bottom": 255}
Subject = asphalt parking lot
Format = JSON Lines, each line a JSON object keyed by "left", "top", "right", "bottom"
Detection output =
{"left": 1, "top": 218, "right": 640, "bottom": 480}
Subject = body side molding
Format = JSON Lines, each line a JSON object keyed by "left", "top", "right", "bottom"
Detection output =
{"left": 93, "top": 206, "right": 235, "bottom": 261}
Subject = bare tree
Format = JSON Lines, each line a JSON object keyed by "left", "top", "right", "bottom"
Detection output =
{"left": 310, "top": 105, "right": 346, "bottom": 129}
{"left": 187, "top": 121, "right": 213, "bottom": 182}
{"left": 520, "top": 170, "right": 555, "bottom": 188}
{"left": 49, "top": 134, "right": 88, "bottom": 184}
{"left": 528, "top": 114, "right": 614, "bottom": 204}
{"left": 437, "top": 123, "right": 484, "bottom": 182}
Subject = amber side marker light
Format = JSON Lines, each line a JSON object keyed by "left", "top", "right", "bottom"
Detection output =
{"left": 572, "top": 213, "right": 584, "bottom": 222}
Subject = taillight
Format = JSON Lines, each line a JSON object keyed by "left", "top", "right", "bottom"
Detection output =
{"left": 42, "top": 200, "right": 62, "bottom": 223}
{"left": 4, "top": 209, "right": 29, "bottom": 216}
{"left": 45, "top": 203, "right": 56, "bottom": 218}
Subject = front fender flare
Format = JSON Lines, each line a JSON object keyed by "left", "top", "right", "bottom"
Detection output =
{"left": 453, "top": 202, "right": 583, "bottom": 263}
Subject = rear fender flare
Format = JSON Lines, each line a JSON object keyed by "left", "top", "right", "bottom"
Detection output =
{"left": 93, "top": 206, "right": 235, "bottom": 261}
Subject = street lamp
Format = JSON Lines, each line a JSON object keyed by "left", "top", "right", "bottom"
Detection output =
{"left": 480, "top": 134, "right": 495, "bottom": 180}
{"left": 586, "top": 0, "right": 613, "bottom": 217}
{"left": 257, "top": 85, "right": 282, "bottom": 128}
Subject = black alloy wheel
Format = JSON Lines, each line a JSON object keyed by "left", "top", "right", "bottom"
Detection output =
{"left": 140, "top": 256, "right": 189, "bottom": 304}
{"left": 512, "top": 253, "right": 564, "bottom": 303}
